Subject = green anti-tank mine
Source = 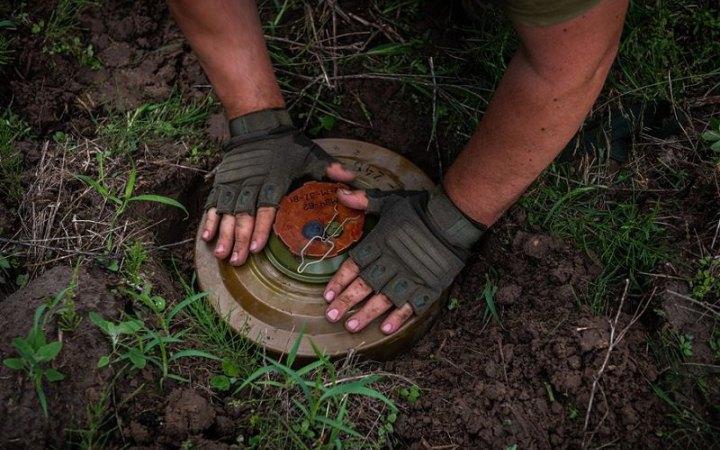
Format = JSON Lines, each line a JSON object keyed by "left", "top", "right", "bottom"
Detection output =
{"left": 194, "top": 139, "right": 443, "bottom": 359}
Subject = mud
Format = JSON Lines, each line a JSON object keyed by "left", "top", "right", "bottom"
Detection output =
{"left": 387, "top": 230, "right": 665, "bottom": 448}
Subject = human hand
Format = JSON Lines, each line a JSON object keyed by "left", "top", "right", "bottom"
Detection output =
{"left": 202, "top": 109, "right": 354, "bottom": 265}
{"left": 323, "top": 186, "right": 485, "bottom": 335}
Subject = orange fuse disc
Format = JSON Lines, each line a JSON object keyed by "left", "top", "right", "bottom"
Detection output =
{"left": 273, "top": 181, "right": 365, "bottom": 258}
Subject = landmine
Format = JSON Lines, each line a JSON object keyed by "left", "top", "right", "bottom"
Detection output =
{"left": 195, "top": 139, "right": 442, "bottom": 359}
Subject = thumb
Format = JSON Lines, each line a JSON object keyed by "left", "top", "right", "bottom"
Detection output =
{"left": 325, "top": 162, "right": 355, "bottom": 182}
{"left": 337, "top": 188, "right": 370, "bottom": 211}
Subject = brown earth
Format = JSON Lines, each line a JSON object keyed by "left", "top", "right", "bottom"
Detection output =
{"left": 1, "top": 0, "right": 715, "bottom": 448}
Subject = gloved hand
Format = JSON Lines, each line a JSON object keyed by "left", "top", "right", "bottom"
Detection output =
{"left": 323, "top": 186, "right": 486, "bottom": 334}
{"left": 201, "top": 108, "right": 354, "bottom": 265}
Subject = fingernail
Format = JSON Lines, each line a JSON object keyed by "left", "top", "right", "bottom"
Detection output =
{"left": 215, "top": 244, "right": 224, "bottom": 254}
{"left": 202, "top": 230, "right": 209, "bottom": 240}
{"left": 340, "top": 189, "right": 352, "bottom": 195}
{"left": 382, "top": 323, "right": 393, "bottom": 334}
{"left": 230, "top": 252, "right": 238, "bottom": 263}
{"left": 326, "top": 309, "right": 339, "bottom": 321}
{"left": 324, "top": 290, "right": 335, "bottom": 301}
{"left": 347, "top": 319, "right": 359, "bottom": 331}
{"left": 250, "top": 241, "right": 258, "bottom": 252}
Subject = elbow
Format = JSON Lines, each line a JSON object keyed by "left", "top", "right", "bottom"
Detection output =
{"left": 523, "top": 38, "right": 620, "bottom": 94}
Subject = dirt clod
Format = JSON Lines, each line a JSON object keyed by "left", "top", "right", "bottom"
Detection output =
{"left": 163, "top": 388, "right": 216, "bottom": 437}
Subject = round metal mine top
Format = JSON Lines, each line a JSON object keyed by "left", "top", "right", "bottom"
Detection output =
{"left": 195, "top": 139, "right": 439, "bottom": 359}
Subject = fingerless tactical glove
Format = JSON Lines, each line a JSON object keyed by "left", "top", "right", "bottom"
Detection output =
{"left": 205, "top": 108, "right": 337, "bottom": 215}
{"left": 349, "top": 187, "right": 486, "bottom": 314}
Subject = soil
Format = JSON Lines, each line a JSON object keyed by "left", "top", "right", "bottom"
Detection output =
{"left": 1, "top": 0, "right": 717, "bottom": 449}
{"left": 0, "top": 266, "right": 121, "bottom": 448}
{"left": 388, "top": 230, "right": 665, "bottom": 448}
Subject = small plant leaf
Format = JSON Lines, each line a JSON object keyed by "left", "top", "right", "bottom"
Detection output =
{"left": 125, "top": 348, "right": 147, "bottom": 369}
{"left": 3, "top": 358, "right": 24, "bottom": 370}
{"left": 701, "top": 130, "right": 720, "bottom": 142}
{"left": 711, "top": 140, "right": 720, "bottom": 152}
{"left": 45, "top": 368, "right": 65, "bottom": 382}
{"left": 169, "top": 349, "right": 220, "bottom": 362}
{"left": 222, "top": 358, "right": 240, "bottom": 378}
{"left": 167, "top": 292, "right": 207, "bottom": 322}
{"left": 210, "top": 375, "right": 231, "bottom": 391}
{"left": 74, "top": 174, "right": 121, "bottom": 205}
{"left": 97, "top": 355, "right": 111, "bottom": 368}
{"left": 36, "top": 384, "right": 49, "bottom": 417}
{"left": 124, "top": 168, "right": 137, "bottom": 201}
{"left": 128, "top": 194, "right": 188, "bottom": 217}
{"left": 116, "top": 319, "right": 144, "bottom": 335}
{"left": 88, "top": 311, "right": 109, "bottom": 332}
{"left": 35, "top": 341, "right": 62, "bottom": 362}
{"left": 12, "top": 337, "right": 36, "bottom": 361}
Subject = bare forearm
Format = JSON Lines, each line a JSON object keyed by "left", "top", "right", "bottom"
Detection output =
{"left": 444, "top": 46, "right": 615, "bottom": 225}
{"left": 169, "top": 0, "right": 284, "bottom": 118}
{"left": 444, "top": 0, "right": 627, "bottom": 226}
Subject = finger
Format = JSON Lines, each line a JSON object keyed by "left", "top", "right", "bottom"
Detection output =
{"left": 229, "top": 213, "right": 254, "bottom": 266}
{"left": 345, "top": 293, "right": 392, "bottom": 333}
{"left": 214, "top": 214, "right": 236, "bottom": 259}
{"left": 324, "top": 258, "right": 360, "bottom": 302}
{"left": 325, "top": 277, "right": 372, "bottom": 323}
{"left": 336, "top": 188, "right": 369, "bottom": 210}
{"left": 202, "top": 208, "right": 220, "bottom": 241}
{"left": 250, "top": 207, "right": 276, "bottom": 253}
{"left": 325, "top": 161, "right": 355, "bottom": 182}
{"left": 380, "top": 303, "right": 414, "bottom": 335}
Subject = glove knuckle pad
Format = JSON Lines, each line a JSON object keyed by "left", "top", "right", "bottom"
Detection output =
{"left": 359, "top": 256, "right": 398, "bottom": 292}
{"left": 215, "top": 185, "right": 239, "bottom": 215}
{"left": 235, "top": 184, "right": 260, "bottom": 214}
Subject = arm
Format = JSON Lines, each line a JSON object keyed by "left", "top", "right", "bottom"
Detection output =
{"left": 444, "top": 0, "right": 629, "bottom": 226}
{"left": 169, "top": 0, "right": 284, "bottom": 118}
{"left": 325, "top": 0, "right": 629, "bottom": 335}
{"left": 169, "top": 0, "right": 353, "bottom": 265}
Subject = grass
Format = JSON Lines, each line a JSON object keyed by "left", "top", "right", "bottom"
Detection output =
{"left": 228, "top": 331, "right": 397, "bottom": 449}
{"left": 521, "top": 162, "right": 670, "bottom": 313}
{"left": 614, "top": 0, "right": 720, "bottom": 101}
{"left": 26, "top": 0, "right": 102, "bottom": 69}
{"left": 97, "top": 92, "right": 215, "bottom": 155}
{"left": 0, "top": 19, "right": 15, "bottom": 68}
{"left": 0, "top": 108, "right": 32, "bottom": 201}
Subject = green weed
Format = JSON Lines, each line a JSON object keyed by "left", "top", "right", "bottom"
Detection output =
{"left": 90, "top": 289, "right": 219, "bottom": 384}
{"left": 57, "top": 265, "right": 82, "bottom": 332}
{"left": 398, "top": 385, "right": 421, "bottom": 404}
{"left": 74, "top": 166, "right": 188, "bottom": 222}
{"left": 28, "top": 0, "right": 101, "bottom": 69}
{"left": 481, "top": 276, "right": 500, "bottom": 325}
{"left": 2, "top": 287, "right": 73, "bottom": 416}
{"left": 173, "top": 267, "right": 259, "bottom": 369}
{"left": 235, "top": 331, "right": 397, "bottom": 449}
{"left": 122, "top": 240, "right": 149, "bottom": 287}
{"left": 691, "top": 256, "right": 720, "bottom": 301}
{"left": 98, "top": 93, "right": 215, "bottom": 155}
{"left": 677, "top": 334, "right": 693, "bottom": 358}
{"left": 700, "top": 117, "right": 720, "bottom": 158}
